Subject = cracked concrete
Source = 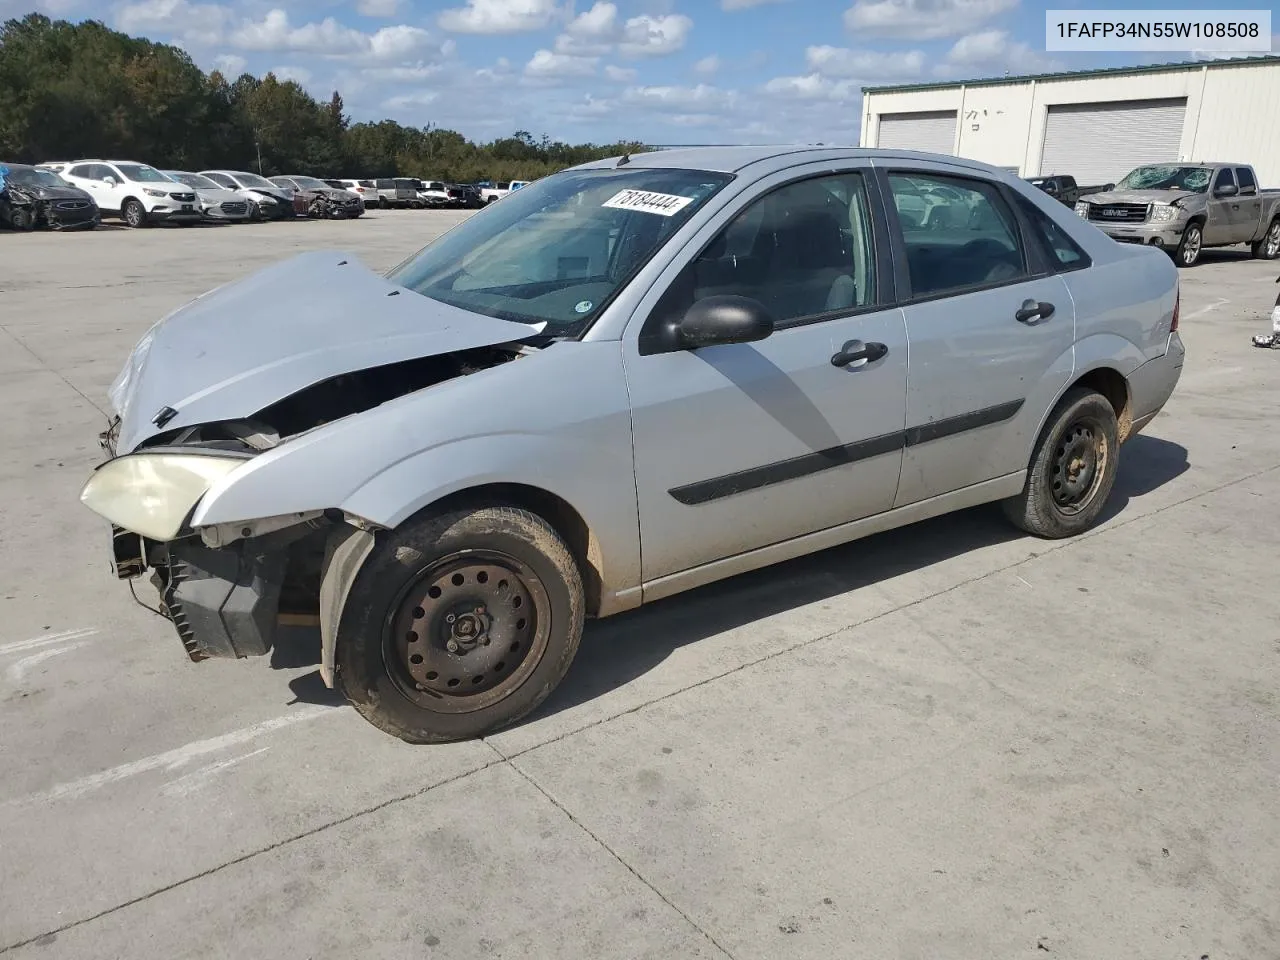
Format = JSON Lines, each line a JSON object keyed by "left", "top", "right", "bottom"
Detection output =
{"left": 1, "top": 216, "right": 1277, "bottom": 959}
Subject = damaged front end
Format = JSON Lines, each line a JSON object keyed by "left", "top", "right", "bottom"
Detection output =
{"left": 87, "top": 345, "right": 525, "bottom": 665}
{"left": 1, "top": 182, "right": 98, "bottom": 231}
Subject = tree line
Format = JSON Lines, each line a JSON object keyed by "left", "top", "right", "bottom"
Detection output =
{"left": 0, "top": 14, "right": 646, "bottom": 181}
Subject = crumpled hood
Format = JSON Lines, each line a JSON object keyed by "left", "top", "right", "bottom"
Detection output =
{"left": 5, "top": 182, "right": 93, "bottom": 202}
{"left": 194, "top": 186, "right": 249, "bottom": 205}
{"left": 1083, "top": 189, "right": 1199, "bottom": 206}
{"left": 109, "top": 250, "right": 542, "bottom": 454}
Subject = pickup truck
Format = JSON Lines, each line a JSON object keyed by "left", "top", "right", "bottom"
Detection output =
{"left": 1074, "top": 162, "right": 1280, "bottom": 267}
{"left": 1027, "top": 175, "right": 1112, "bottom": 207}
{"left": 479, "top": 180, "right": 530, "bottom": 204}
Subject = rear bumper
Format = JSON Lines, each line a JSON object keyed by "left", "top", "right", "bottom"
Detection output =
{"left": 1127, "top": 332, "right": 1186, "bottom": 437}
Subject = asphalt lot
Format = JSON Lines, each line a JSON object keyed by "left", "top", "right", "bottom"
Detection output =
{"left": 1, "top": 211, "right": 1278, "bottom": 959}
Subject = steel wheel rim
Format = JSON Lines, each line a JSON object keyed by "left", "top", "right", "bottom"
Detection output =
{"left": 1182, "top": 226, "right": 1201, "bottom": 264}
{"left": 1267, "top": 222, "right": 1280, "bottom": 256}
{"left": 1050, "top": 417, "right": 1108, "bottom": 515}
{"left": 382, "top": 550, "right": 550, "bottom": 715}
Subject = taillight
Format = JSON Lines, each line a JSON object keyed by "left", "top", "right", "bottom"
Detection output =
{"left": 1170, "top": 287, "right": 1180, "bottom": 332}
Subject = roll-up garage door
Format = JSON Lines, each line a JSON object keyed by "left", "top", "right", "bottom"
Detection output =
{"left": 1040, "top": 98, "right": 1187, "bottom": 185}
{"left": 877, "top": 111, "right": 957, "bottom": 155}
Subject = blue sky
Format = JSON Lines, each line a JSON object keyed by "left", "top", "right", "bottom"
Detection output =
{"left": 4, "top": 0, "right": 1275, "bottom": 143}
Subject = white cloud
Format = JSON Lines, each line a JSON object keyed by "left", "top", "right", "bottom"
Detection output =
{"left": 382, "top": 90, "right": 438, "bottom": 109}
{"left": 618, "top": 13, "right": 692, "bottom": 57}
{"left": 622, "top": 82, "right": 735, "bottom": 110}
{"left": 566, "top": 1, "right": 617, "bottom": 38}
{"left": 942, "top": 28, "right": 1060, "bottom": 74}
{"left": 692, "top": 54, "right": 720, "bottom": 75}
{"left": 115, "top": 0, "right": 229, "bottom": 45}
{"left": 604, "top": 63, "right": 637, "bottom": 82}
{"left": 212, "top": 52, "right": 247, "bottom": 75}
{"left": 721, "top": 0, "right": 785, "bottom": 8}
{"left": 357, "top": 0, "right": 403, "bottom": 15}
{"left": 437, "top": 0, "right": 561, "bottom": 34}
{"left": 225, "top": 9, "right": 439, "bottom": 62}
{"left": 805, "top": 44, "right": 925, "bottom": 79}
{"left": 272, "top": 64, "right": 312, "bottom": 84}
{"left": 843, "top": 0, "right": 1017, "bottom": 40}
{"left": 762, "top": 73, "right": 859, "bottom": 101}
{"left": 525, "top": 48, "right": 598, "bottom": 77}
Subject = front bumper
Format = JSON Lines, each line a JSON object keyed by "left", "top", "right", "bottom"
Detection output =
{"left": 150, "top": 207, "right": 204, "bottom": 222}
{"left": 202, "top": 205, "right": 252, "bottom": 221}
{"left": 163, "top": 540, "right": 285, "bottom": 661}
{"left": 1093, "top": 219, "right": 1185, "bottom": 247}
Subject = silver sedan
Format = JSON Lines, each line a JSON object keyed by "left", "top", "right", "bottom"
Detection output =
{"left": 163, "top": 171, "right": 254, "bottom": 222}
{"left": 82, "top": 146, "right": 1184, "bottom": 742}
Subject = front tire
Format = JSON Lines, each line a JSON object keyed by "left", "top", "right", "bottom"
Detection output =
{"left": 8, "top": 207, "right": 34, "bottom": 230}
{"left": 1252, "top": 217, "right": 1280, "bottom": 260}
{"left": 1174, "top": 221, "right": 1202, "bottom": 267}
{"left": 122, "top": 199, "right": 148, "bottom": 228}
{"left": 336, "top": 505, "right": 584, "bottom": 743}
{"left": 1002, "top": 387, "right": 1120, "bottom": 539}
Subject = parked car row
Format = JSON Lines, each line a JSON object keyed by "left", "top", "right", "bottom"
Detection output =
{"left": 336, "top": 177, "right": 531, "bottom": 210}
{"left": 1030, "top": 163, "right": 1280, "bottom": 268}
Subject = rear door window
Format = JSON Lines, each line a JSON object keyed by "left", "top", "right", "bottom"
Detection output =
{"left": 1236, "top": 167, "right": 1257, "bottom": 193}
{"left": 887, "top": 171, "right": 1027, "bottom": 298}
{"left": 1015, "top": 196, "right": 1090, "bottom": 272}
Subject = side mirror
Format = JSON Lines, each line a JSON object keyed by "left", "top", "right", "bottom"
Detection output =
{"left": 1215, "top": 183, "right": 1239, "bottom": 198}
{"left": 102, "top": 176, "right": 117, "bottom": 186}
{"left": 676, "top": 295, "right": 775, "bottom": 350}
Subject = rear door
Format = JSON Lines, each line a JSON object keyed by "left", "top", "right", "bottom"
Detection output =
{"left": 1205, "top": 168, "right": 1237, "bottom": 245}
{"left": 879, "top": 165, "right": 1076, "bottom": 507}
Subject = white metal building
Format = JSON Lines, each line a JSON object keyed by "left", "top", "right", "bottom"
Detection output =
{"left": 860, "top": 56, "right": 1280, "bottom": 186}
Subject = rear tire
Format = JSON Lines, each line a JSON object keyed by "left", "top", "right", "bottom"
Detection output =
{"left": 336, "top": 505, "right": 584, "bottom": 743}
{"left": 1173, "top": 221, "right": 1202, "bottom": 267}
{"left": 1002, "top": 387, "right": 1120, "bottom": 539}
{"left": 1252, "top": 217, "right": 1280, "bottom": 260}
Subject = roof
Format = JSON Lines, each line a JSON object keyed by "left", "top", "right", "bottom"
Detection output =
{"left": 862, "top": 54, "right": 1280, "bottom": 95}
{"left": 571, "top": 146, "right": 1024, "bottom": 180}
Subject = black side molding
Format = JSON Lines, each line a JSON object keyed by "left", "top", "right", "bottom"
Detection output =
{"left": 669, "top": 399, "right": 1025, "bottom": 506}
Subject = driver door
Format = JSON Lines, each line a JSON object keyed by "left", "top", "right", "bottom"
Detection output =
{"left": 622, "top": 167, "right": 909, "bottom": 586}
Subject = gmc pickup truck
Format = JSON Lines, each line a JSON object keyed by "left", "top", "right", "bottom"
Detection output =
{"left": 1027, "top": 174, "right": 1112, "bottom": 207}
{"left": 1075, "top": 162, "right": 1280, "bottom": 267}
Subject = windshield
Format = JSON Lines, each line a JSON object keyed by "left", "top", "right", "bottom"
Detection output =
{"left": 1115, "top": 165, "right": 1212, "bottom": 192}
{"left": 291, "top": 176, "right": 329, "bottom": 189}
{"left": 388, "top": 167, "right": 732, "bottom": 335}
{"left": 115, "top": 163, "right": 173, "bottom": 183}
{"left": 6, "top": 167, "right": 69, "bottom": 187}
{"left": 233, "top": 172, "right": 276, "bottom": 190}
{"left": 169, "top": 172, "right": 219, "bottom": 190}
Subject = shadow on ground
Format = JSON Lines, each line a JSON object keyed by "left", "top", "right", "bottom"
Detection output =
{"left": 278, "top": 434, "right": 1190, "bottom": 722}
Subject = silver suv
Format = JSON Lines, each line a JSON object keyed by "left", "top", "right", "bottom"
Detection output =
{"left": 82, "top": 147, "right": 1184, "bottom": 742}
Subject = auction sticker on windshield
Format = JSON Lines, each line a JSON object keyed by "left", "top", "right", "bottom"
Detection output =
{"left": 602, "top": 189, "right": 694, "bottom": 216}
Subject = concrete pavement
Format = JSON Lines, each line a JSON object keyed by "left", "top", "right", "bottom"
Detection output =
{"left": 1, "top": 213, "right": 1277, "bottom": 959}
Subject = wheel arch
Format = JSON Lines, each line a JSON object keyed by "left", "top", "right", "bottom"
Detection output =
{"left": 1070, "top": 366, "right": 1132, "bottom": 441}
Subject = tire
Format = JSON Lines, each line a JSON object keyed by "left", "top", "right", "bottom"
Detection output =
{"left": 1173, "top": 220, "right": 1202, "bottom": 267}
{"left": 1252, "top": 217, "right": 1280, "bottom": 260}
{"left": 1002, "top": 387, "right": 1120, "bottom": 539}
{"left": 8, "top": 207, "right": 34, "bottom": 231}
{"left": 122, "top": 199, "right": 148, "bottom": 228}
{"left": 336, "top": 505, "right": 585, "bottom": 743}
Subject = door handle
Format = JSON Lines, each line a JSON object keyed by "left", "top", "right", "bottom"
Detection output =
{"left": 1015, "top": 299, "right": 1055, "bottom": 323}
{"left": 831, "top": 340, "right": 888, "bottom": 367}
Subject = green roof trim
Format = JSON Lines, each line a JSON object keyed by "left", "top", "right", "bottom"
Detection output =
{"left": 861, "top": 54, "right": 1280, "bottom": 95}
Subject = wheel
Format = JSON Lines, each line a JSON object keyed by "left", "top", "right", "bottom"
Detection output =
{"left": 8, "top": 207, "right": 34, "bottom": 230}
{"left": 1252, "top": 218, "right": 1280, "bottom": 260}
{"left": 1002, "top": 387, "right": 1120, "bottom": 539}
{"left": 336, "top": 505, "right": 584, "bottom": 743}
{"left": 122, "top": 199, "right": 148, "bottom": 228}
{"left": 1173, "top": 221, "right": 1202, "bottom": 267}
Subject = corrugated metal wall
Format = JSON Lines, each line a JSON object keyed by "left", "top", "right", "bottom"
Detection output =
{"left": 1040, "top": 99, "right": 1188, "bottom": 184}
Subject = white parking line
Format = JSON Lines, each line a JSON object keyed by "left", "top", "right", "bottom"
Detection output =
{"left": 160, "top": 748, "right": 270, "bottom": 798}
{"left": 5, "top": 642, "right": 88, "bottom": 682}
{"left": 0, "top": 627, "right": 98, "bottom": 657}
{"left": 9, "top": 706, "right": 332, "bottom": 807}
